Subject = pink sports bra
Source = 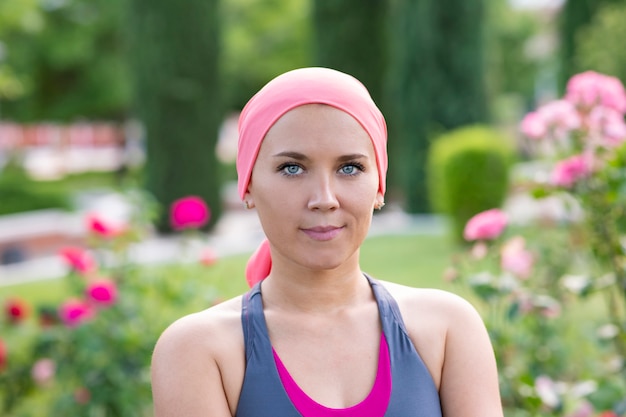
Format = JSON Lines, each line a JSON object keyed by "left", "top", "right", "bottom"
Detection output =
{"left": 272, "top": 333, "right": 391, "bottom": 417}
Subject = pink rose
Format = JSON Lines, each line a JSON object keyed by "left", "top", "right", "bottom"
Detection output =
{"left": 59, "top": 246, "right": 97, "bottom": 275}
{"left": 86, "top": 213, "right": 126, "bottom": 238}
{"left": 535, "top": 375, "right": 560, "bottom": 409}
{"left": 4, "top": 297, "right": 30, "bottom": 324}
{"left": 58, "top": 299, "right": 93, "bottom": 327}
{"left": 74, "top": 387, "right": 91, "bottom": 404}
{"left": 442, "top": 267, "right": 459, "bottom": 283}
{"left": 86, "top": 278, "right": 118, "bottom": 306}
{"left": 0, "top": 338, "right": 6, "bottom": 371}
{"left": 31, "top": 358, "right": 56, "bottom": 386}
{"left": 550, "top": 154, "right": 591, "bottom": 188}
{"left": 200, "top": 247, "right": 218, "bottom": 266}
{"left": 598, "top": 412, "right": 619, "bottom": 417}
{"left": 170, "top": 196, "right": 210, "bottom": 230}
{"left": 535, "top": 295, "right": 562, "bottom": 318}
{"left": 564, "top": 400, "right": 594, "bottom": 417}
{"left": 500, "top": 236, "right": 534, "bottom": 279}
{"left": 520, "top": 111, "right": 547, "bottom": 139}
{"left": 538, "top": 99, "right": 581, "bottom": 139}
{"left": 565, "top": 71, "right": 626, "bottom": 114}
{"left": 463, "top": 209, "right": 508, "bottom": 241}
{"left": 587, "top": 106, "right": 626, "bottom": 148}
{"left": 470, "top": 241, "right": 489, "bottom": 260}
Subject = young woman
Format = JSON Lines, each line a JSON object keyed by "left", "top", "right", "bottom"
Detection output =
{"left": 151, "top": 67, "right": 503, "bottom": 417}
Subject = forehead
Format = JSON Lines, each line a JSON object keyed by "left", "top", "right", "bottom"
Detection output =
{"left": 259, "top": 104, "right": 374, "bottom": 154}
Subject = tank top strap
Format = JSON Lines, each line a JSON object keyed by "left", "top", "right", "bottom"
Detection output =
{"left": 241, "top": 281, "right": 265, "bottom": 360}
{"left": 364, "top": 274, "right": 443, "bottom": 416}
{"left": 364, "top": 274, "right": 409, "bottom": 335}
{"left": 238, "top": 282, "right": 302, "bottom": 416}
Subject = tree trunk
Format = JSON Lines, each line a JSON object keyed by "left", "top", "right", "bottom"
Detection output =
{"left": 312, "top": 0, "right": 387, "bottom": 109}
{"left": 126, "top": 0, "right": 222, "bottom": 231}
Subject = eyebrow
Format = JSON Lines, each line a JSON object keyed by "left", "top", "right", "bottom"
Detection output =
{"left": 272, "top": 151, "right": 369, "bottom": 162}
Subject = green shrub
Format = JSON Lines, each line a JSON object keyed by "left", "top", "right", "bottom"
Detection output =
{"left": 427, "top": 125, "right": 515, "bottom": 244}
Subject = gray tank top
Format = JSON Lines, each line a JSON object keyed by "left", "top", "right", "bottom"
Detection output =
{"left": 236, "top": 274, "right": 442, "bottom": 416}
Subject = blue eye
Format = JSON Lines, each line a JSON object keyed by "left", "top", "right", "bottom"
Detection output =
{"left": 279, "top": 164, "right": 303, "bottom": 176}
{"left": 340, "top": 163, "right": 364, "bottom": 176}
{"left": 341, "top": 165, "right": 356, "bottom": 175}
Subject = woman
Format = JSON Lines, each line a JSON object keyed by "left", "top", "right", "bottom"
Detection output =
{"left": 151, "top": 67, "right": 503, "bottom": 416}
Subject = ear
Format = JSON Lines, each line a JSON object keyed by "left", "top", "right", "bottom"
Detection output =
{"left": 243, "top": 191, "right": 255, "bottom": 209}
{"left": 374, "top": 192, "right": 385, "bottom": 210}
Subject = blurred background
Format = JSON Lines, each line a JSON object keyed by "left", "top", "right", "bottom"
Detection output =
{"left": 0, "top": 0, "right": 625, "bottom": 257}
{"left": 1, "top": 0, "right": 624, "bottom": 224}
{"left": 2, "top": 1, "right": 626, "bottom": 415}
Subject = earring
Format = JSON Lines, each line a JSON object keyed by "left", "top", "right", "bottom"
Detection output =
{"left": 375, "top": 201, "right": 385, "bottom": 210}
{"left": 243, "top": 201, "right": 251, "bottom": 210}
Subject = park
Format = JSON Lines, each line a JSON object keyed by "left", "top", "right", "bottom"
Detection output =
{"left": 1, "top": 0, "right": 625, "bottom": 415}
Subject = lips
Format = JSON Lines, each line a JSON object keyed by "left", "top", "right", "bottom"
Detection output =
{"left": 301, "top": 225, "right": 344, "bottom": 241}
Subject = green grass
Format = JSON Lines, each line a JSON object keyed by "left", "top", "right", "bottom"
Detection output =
{"left": 2, "top": 233, "right": 457, "bottom": 307}
{"left": 0, "top": 279, "right": 70, "bottom": 305}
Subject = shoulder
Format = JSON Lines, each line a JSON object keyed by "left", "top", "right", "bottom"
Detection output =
{"left": 151, "top": 296, "right": 245, "bottom": 417}
{"left": 379, "top": 280, "right": 481, "bottom": 326}
{"left": 154, "top": 296, "right": 243, "bottom": 358}
{"left": 377, "top": 281, "right": 488, "bottom": 376}
{"left": 378, "top": 280, "right": 503, "bottom": 416}
{"left": 379, "top": 280, "right": 489, "bottom": 355}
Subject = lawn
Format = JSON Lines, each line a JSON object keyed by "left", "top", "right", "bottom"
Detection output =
{"left": 3, "top": 233, "right": 459, "bottom": 308}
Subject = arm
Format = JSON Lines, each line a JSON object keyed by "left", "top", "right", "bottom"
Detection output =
{"left": 151, "top": 313, "right": 234, "bottom": 417}
{"left": 438, "top": 294, "right": 503, "bottom": 417}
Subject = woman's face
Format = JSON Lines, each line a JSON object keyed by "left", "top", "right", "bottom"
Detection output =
{"left": 246, "top": 104, "right": 383, "bottom": 274}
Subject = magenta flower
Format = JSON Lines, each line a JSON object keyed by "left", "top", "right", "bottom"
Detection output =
{"left": 565, "top": 71, "right": 626, "bottom": 114}
{"left": 0, "top": 338, "right": 6, "bottom": 371}
{"left": 551, "top": 154, "right": 591, "bottom": 188}
{"left": 58, "top": 299, "right": 93, "bottom": 327}
{"left": 59, "top": 246, "right": 97, "bottom": 275}
{"left": 86, "top": 278, "right": 118, "bottom": 306}
{"left": 463, "top": 209, "right": 508, "bottom": 241}
{"left": 170, "top": 196, "right": 210, "bottom": 230}
{"left": 4, "top": 297, "right": 30, "bottom": 324}
{"left": 86, "top": 213, "right": 126, "bottom": 238}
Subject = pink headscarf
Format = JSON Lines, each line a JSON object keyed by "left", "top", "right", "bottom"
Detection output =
{"left": 237, "top": 67, "right": 388, "bottom": 287}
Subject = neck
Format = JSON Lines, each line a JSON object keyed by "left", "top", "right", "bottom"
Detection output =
{"left": 260, "top": 265, "right": 372, "bottom": 315}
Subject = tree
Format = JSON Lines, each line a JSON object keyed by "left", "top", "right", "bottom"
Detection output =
{"left": 126, "top": 0, "right": 222, "bottom": 231}
{"left": 1, "top": 0, "right": 130, "bottom": 122}
{"left": 430, "top": 0, "right": 488, "bottom": 130}
{"left": 312, "top": 0, "right": 387, "bottom": 106}
{"left": 386, "top": 0, "right": 434, "bottom": 213}
{"left": 483, "top": 2, "right": 544, "bottom": 112}
{"left": 0, "top": 0, "right": 41, "bottom": 102}
{"left": 386, "top": 0, "right": 489, "bottom": 213}
{"left": 220, "top": 0, "right": 311, "bottom": 111}
{"left": 558, "top": 0, "right": 623, "bottom": 91}
{"left": 576, "top": 2, "right": 626, "bottom": 84}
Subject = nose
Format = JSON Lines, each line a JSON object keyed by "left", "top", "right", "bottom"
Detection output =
{"left": 307, "top": 174, "right": 339, "bottom": 211}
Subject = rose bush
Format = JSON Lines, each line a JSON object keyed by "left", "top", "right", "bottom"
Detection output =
{"left": 0, "top": 192, "right": 220, "bottom": 416}
{"left": 449, "top": 71, "right": 626, "bottom": 416}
